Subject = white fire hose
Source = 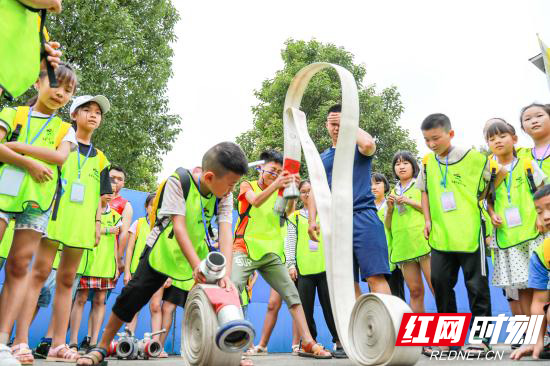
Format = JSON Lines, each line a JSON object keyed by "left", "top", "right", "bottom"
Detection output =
{"left": 282, "top": 62, "right": 420, "bottom": 366}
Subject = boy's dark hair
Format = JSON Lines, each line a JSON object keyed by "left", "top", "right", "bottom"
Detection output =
{"left": 534, "top": 184, "right": 550, "bottom": 201}
{"left": 371, "top": 172, "right": 390, "bottom": 194}
{"left": 259, "top": 149, "right": 283, "bottom": 165}
{"left": 484, "top": 120, "right": 516, "bottom": 141}
{"left": 392, "top": 151, "right": 420, "bottom": 179}
{"left": 202, "top": 142, "right": 248, "bottom": 177}
{"left": 520, "top": 103, "right": 550, "bottom": 129}
{"left": 327, "top": 104, "right": 342, "bottom": 117}
{"left": 145, "top": 192, "right": 156, "bottom": 208}
{"left": 421, "top": 113, "right": 452, "bottom": 132}
{"left": 299, "top": 180, "right": 310, "bottom": 190}
{"left": 110, "top": 165, "right": 127, "bottom": 180}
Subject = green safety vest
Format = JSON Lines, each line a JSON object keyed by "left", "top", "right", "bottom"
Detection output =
{"left": 130, "top": 217, "right": 151, "bottom": 274}
{"left": 493, "top": 157, "right": 539, "bottom": 249}
{"left": 83, "top": 207, "right": 120, "bottom": 278}
{"left": 424, "top": 149, "right": 487, "bottom": 252}
{"left": 534, "top": 238, "right": 550, "bottom": 270}
{"left": 148, "top": 169, "right": 216, "bottom": 281}
{"left": 47, "top": 147, "right": 108, "bottom": 249}
{"left": 291, "top": 210, "right": 325, "bottom": 276}
{"left": 0, "top": 220, "right": 15, "bottom": 259}
{"left": 52, "top": 245, "right": 88, "bottom": 274}
{"left": 234, "top": 181, "right": 285, "bottom": 261}
{"left": 376, "top": 200, "right": 396, "bottom": 272}
{"left": 389, "top": 183, "right": 431, "bottom": 263}
{"left": 0, "top": 0, "right": 42, "bottom": 99}
{"left": 517, "top": 147, "right": 550, "bottom": 178}
{"left": 0, "top": 106, "right": 71, "bottom": 213}
{"left": 172, "top": 279, "right": 194, "bottom": 292}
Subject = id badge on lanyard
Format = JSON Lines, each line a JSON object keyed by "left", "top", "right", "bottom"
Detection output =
{"left": 70, "top": 181, "right": 85, "bottom": 203}
{"left": 0, "top": 166, "right": 25, "bottom": 197}
{"left": 308, "top": 240, "right": 319, "bottom": 252}
{"left": 503, "top": 161, "right": 521, "bottom": 228}
{"left": 438, "top": 155, "right": 456, "bottom": 212}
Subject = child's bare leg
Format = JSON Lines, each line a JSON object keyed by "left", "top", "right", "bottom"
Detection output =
{"left": 366, "top": 274, "right": 391, "bottom": 295}
{"left": 13, "top": 239, "right": 58, "bottom": 345}
{"left": 51, "top": 247, "right": 84, "bottom": 348}
{"left": 258, "top": 288, "right": 282, "bottom": 348}
{"left": 90, "top": 290, "right": 107, "bottom": 345}
{"left": 401, "top": 261, "right": 425, "bottom": 313}
{"left": 69, "top": 289, "right": 89, "bottom": 345}
{"left": 0, "top": 229, "right": 42, "bottom": 344}
{"left": 419, "top": 255, "right": 435, "bottom": 294}
{"left": 159, "top": 301, "right": 176, "bottom": 347}
{"left": 150, "top": 286, "right": 164, "bottom": 340}
{"left": 518, "top": 288, "right": 533, "bottom": 316}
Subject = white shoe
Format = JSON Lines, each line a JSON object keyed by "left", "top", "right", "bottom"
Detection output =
{"left": 0, "top": 344, "right": 21, "bottom": 366}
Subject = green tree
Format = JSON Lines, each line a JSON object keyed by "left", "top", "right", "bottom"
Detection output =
{"left": 236, "top": 39, "right": 417, "bottom": 183}
{"left": 3, "top": 0, "right": 181, "bottom": 190}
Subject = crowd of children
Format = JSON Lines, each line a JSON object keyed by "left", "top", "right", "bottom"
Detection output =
{"left": 1, "top": 1, "right": 550, "bottom": 365}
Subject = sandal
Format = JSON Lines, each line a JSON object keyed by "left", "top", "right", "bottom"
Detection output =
{"left": 244, "top": 345, "right": 268, "bottom": 356}
{"left": 464, "top": 338, "right": 492, "bottom": 358}
{"left": 240, "top": 356, "right": 254, "bottom": 366}
{"left": 69, "top": 344, "right": 79, "bottom": 353}
{"left": 299, "top": 341, "right": 332, "bottom": 359}
{"left": 12, "top": 343, "right": 34, "bottom": 365}
{"left": 46, "top": 344, "right": 80, "bottom": 362}
{"left": 291, "top": 344, "right": 300, "bottom": 356}
{"left": 76, "top": 347, "right": 108, "bottom": 366}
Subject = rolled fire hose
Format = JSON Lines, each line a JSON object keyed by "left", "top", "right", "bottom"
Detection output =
{"left": 282, "top": 62, "right": 420, "bottom": 366}
{"left": 181, "top": 253, "right": 255, "bottom": 366}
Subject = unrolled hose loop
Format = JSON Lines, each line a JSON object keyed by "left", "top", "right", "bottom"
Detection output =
{"left": 282, "top": 63, "right": 419, "bottom": 366}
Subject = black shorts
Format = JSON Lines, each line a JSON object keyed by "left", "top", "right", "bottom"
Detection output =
{"left": 162, "top": 285, "right": 188, "bottom": 308}
{"left": 112, "top": 246, "right": 168, "bottom": 323}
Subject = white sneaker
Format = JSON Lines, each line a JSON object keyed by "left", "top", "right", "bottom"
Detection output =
{"left": 0, "top": 344, "right": 20, "bottom": 366}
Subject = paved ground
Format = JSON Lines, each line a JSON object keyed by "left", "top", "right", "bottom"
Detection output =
{"left": 32, "top": 345, "right": 545, "bottom": 365}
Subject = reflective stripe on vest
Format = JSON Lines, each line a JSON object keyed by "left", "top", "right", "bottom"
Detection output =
{"left": 148, "top": 171, "right": 216, "bottom": 280}
{"left": 0, "top": 107, "right": 69, "bottom": 213}
{"left": 292, "top": 211, "right": 325, "bottom": 276}
{"left": 389, "top": 184, "right": 431, "bottom": 263}
{"left": 46, "top": 149, "right": 106, "bottom": 249}
{"left": 425, "top": 149, "right": 486, "bottom": 252}
{"left": 83, "top": 209, "right": 120, "bottom": 278}
{"left": 0, "top": 0, "right": 41, "bottom": 99}
{"left": 235, "top": 181, "right": 285, "bottom": 261}
{"left": 493, "top": 158, "right": 539, "bottom": 249}
{"left": 130, "top": 217, "right": 150, "bottom": 274}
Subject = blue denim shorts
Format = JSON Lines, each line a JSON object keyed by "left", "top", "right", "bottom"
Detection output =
{"left": 0, "top": 204, "right": 51, "bottom": 235}
{"left": 37, "top": 269, "right": 57, "bottom": 308}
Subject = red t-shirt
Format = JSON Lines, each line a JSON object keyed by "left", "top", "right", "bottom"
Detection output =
{"left": 111, "top": 195, "right": 128, "bottom": 215}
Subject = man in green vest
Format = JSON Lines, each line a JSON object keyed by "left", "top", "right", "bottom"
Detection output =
{"left": 76, "top": 142, "right": 249, "bottom": 366}
{"left": 511, "top": 184, "right": 550, "bottom": 361}
{"left": 418, "top": 113, "right": 507, "bottom": 356}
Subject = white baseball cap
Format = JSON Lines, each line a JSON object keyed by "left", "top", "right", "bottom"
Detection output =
{"left": 70, "top": 95, "right": 111, "bottom": 115}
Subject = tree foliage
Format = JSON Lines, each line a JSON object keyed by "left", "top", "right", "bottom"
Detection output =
{"left": 2, "top": 0, "right": 181, "bottom": 190}
{"left": 236, "top": 39, "right": 417, "bottom": 183}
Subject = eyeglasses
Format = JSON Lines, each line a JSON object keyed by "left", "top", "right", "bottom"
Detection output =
{"left": 256, "top": 167, "right": 280, "bottom": 178}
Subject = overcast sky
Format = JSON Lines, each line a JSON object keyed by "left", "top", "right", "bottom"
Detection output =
{"left": 160, "top": 0, "right": 550, "bottom": 178}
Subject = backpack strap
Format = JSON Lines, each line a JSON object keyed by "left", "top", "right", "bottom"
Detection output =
{"left": 487, "top": 155, "right": 498, "bottom": 202}
{"left": 54, "top": 121, "right": 71, "bottom": 148}
{"left": 149, "top": 167, "right": 191, "bottom": 230}
{"left": 9, "top": 106, "right": 30, "bottom": 142}
{"left": 544, "top": 238, "right": 550, "bottom": 268}
{"left": 523, "top": 158, "right": 537, "bottom": 194}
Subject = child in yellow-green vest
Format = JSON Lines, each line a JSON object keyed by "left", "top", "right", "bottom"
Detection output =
{"left": 0, "top": 64, "right": 77, "bottom": 364}
{"left": 0, "top": 0, "right": 62, "bottom": 101}
{"left": 371, "top": 172, "right": 405, "bottom": 301}
{"left": 385, "top": 151, "right": 433, "bottom": 318}
{"left": 510, "top": 184, "right": 550, "bottom": 361}
{"left": 12, "top": 95, "right": 111, "bottom": 362}
{"left": 485, "top": 121, "right": 546, "bottom": 321}
{"left": 71, "top": 193, "right": 121, "bottom": 356}
{"left": 76, "top": 142, "right": 249, "bottom": 366}
{"left": 418, "top": 113, "right": 507, "bottom": 356}
{"left": 285, "top": 180, "right": 346, "bottom": 359}
{"left": 233, "top": 150, "right": 331, "bottom": 359}
{"left": 517, "top": 104, "right": 550, "bottom": 180}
